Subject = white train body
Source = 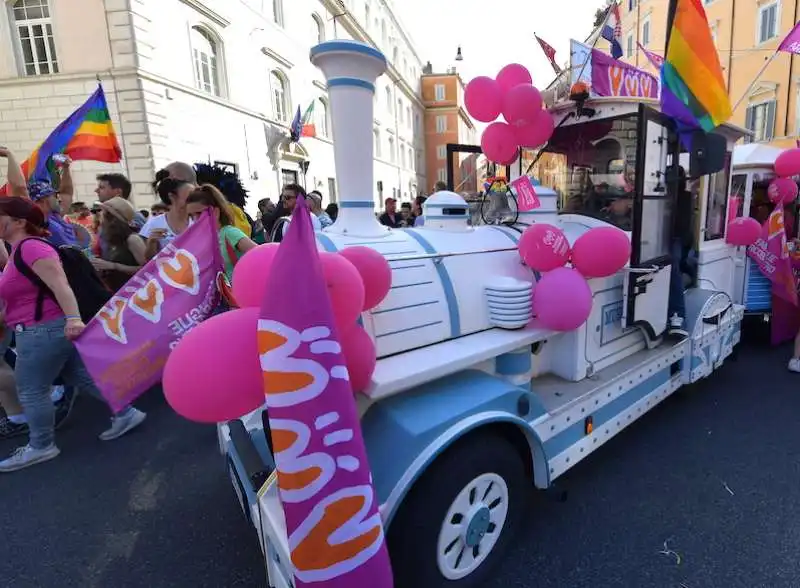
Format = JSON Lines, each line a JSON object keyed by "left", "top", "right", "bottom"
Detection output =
{"left": 219, "top": 41, "right": 746, "bottom": 588}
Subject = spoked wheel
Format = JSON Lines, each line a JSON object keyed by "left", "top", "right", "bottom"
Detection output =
{"left": 388, "top": 431, "right": 529, "bottom": 588}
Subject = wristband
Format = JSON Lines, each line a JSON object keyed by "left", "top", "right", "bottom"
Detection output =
{"left": 64, "top": 315, "right": 81, "bottom": 321}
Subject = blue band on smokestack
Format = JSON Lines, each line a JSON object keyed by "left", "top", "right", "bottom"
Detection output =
{"left": 310, "top": 40, "right": 387, "bottom": 64}
{"left": 340, "top": 200, "right": 375, "bottom": 208}
{"left": 328, "top": 77, "right": 375, "bottom": 93}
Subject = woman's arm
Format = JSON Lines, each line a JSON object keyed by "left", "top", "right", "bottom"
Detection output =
{"left": 236, "top": 236, "right": 258, "bottom": 255}
{"left": 0, "top": 147, "right": 29, "bottom": 198}
{"left": 30, "top": 257, "right": 81, "bottom": 318}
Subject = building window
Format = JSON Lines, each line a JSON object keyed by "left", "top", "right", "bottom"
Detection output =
{"left": 12, "top": 0, "right": 59, "bottom": 76}
{"left": 397, "top": 99, "right": 403, "bottom": 123}
{"left": 373, "top": 129, "right": 381, "bottom": 157}
{"left": 414, "top": 113, "right": 421, "bottom": 134}
{"left": 436, "top": 115, "right": 447, "bottom": 133}
{"left": 400, "top": 144, "right": 406, "bottom": 167}
{"left": 435, "top": 84, "right": 446, "bottom": 101}
{"left": 642, "top": 20, "right": 650, "bottom": 46}
{"left": 745, "top": 100, "right": 776, "bottom": 142}
{"left": 437, "top": 145, "right": 446, "bottom": 159}
{"left": 710, "top": 23, "right": 718, "bottom": 45}
{"left": 437, "top": 168, "right": 447, "bottom": 183}
{"left": 270, "top": 70, "right": 290, "bottom": 122}
{"left": 409, "top": 147, "right": 414, "bottom": 169}
{"left": 381, "top": 19, "right": 387, "bottom": 44}
{"left": 273, "top": 0, "right": 285, "bottom": 27}
{"left": 317, "top": 98, "right": 330, "bottom": 138}
{"left": 406, "top": 105, "right": 412, "bottom": 126}
{"left": 388, "top": 137, "right": 396, "bottom": 162}
{"left": 758, "top": 2, "right": 778, "bottom": 44}
{"left": 393, "top": 47, "right": 399, "bottom": 64}
{"left": 626, "top": 34, "right": 633, "bottom": 57}
{"left": 364, "top": 2, "right": 370, "bottom": 25}
{"left": 191, "top": 27, "right": 221, "bottom": 96}
{"left": 385, "top": 87, "right": 392, "bottom": 112}
{"left": 628, "top": 0, "right": 635, "bottom": 11}
{"left": 311, "top": 14, "right": 325, "bottom": 44}
{"left": 327, "top": 178, "right": 337, "bottom": 203}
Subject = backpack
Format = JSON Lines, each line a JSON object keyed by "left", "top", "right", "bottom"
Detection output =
{"left": 270, "top": 217, "right": 290, "bottom": 243}
{"left": 14, "top": 238, "right": 112, "bottom": 323}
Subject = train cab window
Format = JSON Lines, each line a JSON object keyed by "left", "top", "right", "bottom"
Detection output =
{"left": 729, "top": 174, "right": 746, "bottom": 221}
{"left": 541, "top": 116, "right": 638, "bottom": 232}
{"left": 749, "top": 171, "right": 799, "bottom": 239}
{"left": 703, "top": 151, "right": 731, "bottom": 241}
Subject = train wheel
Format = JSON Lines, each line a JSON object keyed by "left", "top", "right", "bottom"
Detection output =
{"left": 388, "top": 431, "right": 529, "bottom": 588}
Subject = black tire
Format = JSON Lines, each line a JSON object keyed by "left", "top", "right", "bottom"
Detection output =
{"left": 387, "top": 431, "right": 529, "bottom": 588}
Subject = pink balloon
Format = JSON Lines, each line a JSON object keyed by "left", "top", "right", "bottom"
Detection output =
{"left": 320, "top": 252, "right": 366, "bottom": 331}
{"left": 164, "top": 307, "right": 263, "bottom": 423}
{"left": 768, "top": 177, "right": 798, "bottom": 205}
{"left": 774, "top": 148, "right": 800, "bottom": 178}
{"left": 232, "top": 243, "right": 280, "bottom": 307}
{"left": 340, "top": 325, "right": 377, "bottom": 393}
{"left": 515, "top": 110, "right": 555, "bottom": 148}
{"left": 502, "top": 84, "right": 542, "bottom": 126}
{"left": 518, "top": 223, "right": 571, "bottom": 272}
{"left": 726, "top": 217, "right": 761, "bottom": 246}
{"left": 481, "top": 122, "right": 519, "bottom": 164}
{"left": 465, "top": 76, "right": 503, "bottom": 123}
{"left": 496, "top": 63, "right": 533, "bottom": 93}
{"left": 533, "top": 267, "right": 593, "bottom": 331}
{"left": 571, "top": 227, "right": 631, "bottom": 278}
{"left": 339, "top": 246, "right": 392, "bottom": 311}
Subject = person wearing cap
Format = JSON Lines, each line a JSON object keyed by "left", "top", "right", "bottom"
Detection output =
{"left": 27, "top": 180, "right": 77, "bottom": 247}
{"left": 379, "top": 197, "right": 403, "bottom": 228}
{"left": 0, "top": 197, "right": 146, "bottom": 472}
{"left": 307, "top": 190, "right": 333, "bottom": 228}
{"left": 90, "top": 197, "right": 146, "bottom": 292}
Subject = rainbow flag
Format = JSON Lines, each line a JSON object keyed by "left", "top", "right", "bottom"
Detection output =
{"left": 660, "top": 0, "right": 731, "bottom": 133}
{"left": 0, "top": 84, "right": 121, "bottom": 194}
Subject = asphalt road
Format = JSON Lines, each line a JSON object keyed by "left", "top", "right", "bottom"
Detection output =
{"left": 3, "top": 326, "right": 800, "bottom": 588}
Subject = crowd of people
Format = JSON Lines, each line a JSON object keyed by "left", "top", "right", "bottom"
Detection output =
{"left": 0, "top": 147, "right": 442, "bottom": 473}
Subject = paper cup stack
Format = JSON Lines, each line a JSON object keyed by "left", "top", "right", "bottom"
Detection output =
{"left": 485, "top": 277, "right": 533, "bottom": 330}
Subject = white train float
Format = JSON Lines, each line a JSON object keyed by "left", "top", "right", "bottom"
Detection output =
{"left": 219, "top": 40, "right": 746, "bottom": 588}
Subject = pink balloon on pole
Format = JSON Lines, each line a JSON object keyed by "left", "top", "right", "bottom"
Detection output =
{"left": 465, "top": 76, "right": 503, "bottom": 123}
{"left": 768, "top": 177, "right": 798, "bottom": 205}
{"left": 515, "top": 110, "right": 555, "bottom": 148}
{"left": 232, "top": 243, "right": 280, "bottom": 308}
{"left": 481, "top": 122, "right": 519, "bottom": 164}
{"left": 534, "top": 268, "right": 593, "bottom": 331}
{"left": 502, "top": 84, "right": 543, "bottom": 126}
{"left": 725, "top": 217, "right": 761, "bottom": 246}
{"left": 164, "top": 307, "right": 263, "bottom": 423}
{"left": 339, "top": 246, "right": 393, "bottom": 311}
{"left": 341, "top": 325, "right": 377, "bottom": 394}
{"left": 774, "top": 148, "right": 800, "bottom": 178}
{"left": 496, "top": 63, "right": 533, "bottom": 93}
{"left": 571, "top": 227, "right": 631, "bottom": 278}
{"left": 518, "top": 223, "right": 571, "bottom": 272}
{"left": 319, "top": 252, "right": 366, "bottom": 331}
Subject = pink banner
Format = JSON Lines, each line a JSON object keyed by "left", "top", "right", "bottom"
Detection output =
{"left": 257, "top": 199, "right": 392, "bottom": 586}
{"left": 778, "top": 22, "right": 800, "bottom": 54}
{"left": 591, "top": 49, "right": 659, "bottom": 98}
{"left": 747, "top": 206, "right": 798, "bottom": 307}
{"left": 75, "top": 212, "right": 222, "bottom": 412}
{"left": 511, "top": 176, "right": 541, "bottom": 211}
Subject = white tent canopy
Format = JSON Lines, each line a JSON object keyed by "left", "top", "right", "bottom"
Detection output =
{"left": 732, "top": 144, "right": 784, "bottom": 168}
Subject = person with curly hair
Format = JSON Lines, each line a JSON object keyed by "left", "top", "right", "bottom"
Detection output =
{"left": 193, "top": 163, "right": 254, "bottom": 237}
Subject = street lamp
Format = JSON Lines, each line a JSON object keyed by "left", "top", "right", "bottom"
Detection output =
{"left": 455, "top": 46, "right": 463, "bottom": 61}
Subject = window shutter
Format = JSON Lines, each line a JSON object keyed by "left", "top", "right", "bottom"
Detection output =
{"left": 744, "top": 106, "right": 754, "bottom": 143}
{"left": 766, "top": 100, "right": 776, "bottom": 140}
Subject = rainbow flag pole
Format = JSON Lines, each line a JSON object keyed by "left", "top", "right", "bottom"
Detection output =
{"left": 0, "top": 84, "right": 122, "bottom": 194}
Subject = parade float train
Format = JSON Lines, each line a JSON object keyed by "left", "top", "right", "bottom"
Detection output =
{"left": 220, "top": 41, "right": 746, "bottom": 588}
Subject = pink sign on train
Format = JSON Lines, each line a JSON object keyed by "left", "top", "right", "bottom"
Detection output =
{"left": 257, "top": 197, "right": 393, "bottom": 587}
{"left": 511, "top": 175, "right": 541, "bottom": 212}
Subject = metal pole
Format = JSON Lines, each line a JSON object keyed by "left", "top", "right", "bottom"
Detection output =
{"left": 731, "top": 52, "right": 778, "bottom": 112}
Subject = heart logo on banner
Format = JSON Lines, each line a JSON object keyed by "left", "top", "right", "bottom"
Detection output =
{"left": 608, "top": 66, "right": 624, "bottom": 96}
{"left": 624, "top": 73, "right": 639, "bottom": 96}
{"left": 129, "top": 279, "right": 165, "bottom": 323}
{"left": 96, "top": 297, "right": 128, "bottom": 344}
{"left": 157, "top": 249, "right": 200, "bottom": 295}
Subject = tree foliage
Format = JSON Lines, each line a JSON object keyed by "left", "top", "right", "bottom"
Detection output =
{"left": 592, "top": 0, "right": 614, "bottom": 28}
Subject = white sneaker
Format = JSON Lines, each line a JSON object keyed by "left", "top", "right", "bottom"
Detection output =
{"left": 99, "top": 408, "right": 147, "bottom": 441}
{"left": 668, "top": 313, "right": 689, "bottom": 338}
{"left": 0, "top": 444, "right": 60, "bottom": 473}
{"left": 788, "top": 358, "right": 800, "bottom": 373}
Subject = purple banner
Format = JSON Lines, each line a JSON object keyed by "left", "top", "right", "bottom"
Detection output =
{"left": 591, "top": 49, "right": 658, "bottom": 98}
{"left": 75, "top": 211, "right": 222, "bottom": 412}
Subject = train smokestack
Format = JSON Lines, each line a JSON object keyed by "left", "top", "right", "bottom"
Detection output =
{"left": 310, "top": 41, "right": 389, "bottom": 237}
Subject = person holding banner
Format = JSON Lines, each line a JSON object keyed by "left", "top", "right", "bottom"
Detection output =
{"left": 0, "top": 197, "right": 146, "bottom": 473}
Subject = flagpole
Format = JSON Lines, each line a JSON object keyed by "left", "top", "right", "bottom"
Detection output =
{"left": 731, "top": 52, "right": 778, "bottom": 112}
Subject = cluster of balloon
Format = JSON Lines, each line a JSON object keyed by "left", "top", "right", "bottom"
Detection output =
{"left": 163, "top": 244, "right": 392, "bottom": 424}
{"left": 465, "top": 63, "right": 555, "bottom": 166}
{"left": 727, "top": 148, "right": 800, "bottom": 247}
{"left": 517, "top": 224, "right": 631, "bottom": 331}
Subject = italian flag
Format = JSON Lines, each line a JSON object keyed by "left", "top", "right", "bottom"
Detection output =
{"left": 301, "top": 102, "right": 316, "bottom": 138}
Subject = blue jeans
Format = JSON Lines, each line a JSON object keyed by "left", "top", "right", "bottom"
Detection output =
{"left": 14, "top": 318, "right": 110, "bottom": 449}
{"left": 668, "top": 238, "right": 687, "bottom": 321}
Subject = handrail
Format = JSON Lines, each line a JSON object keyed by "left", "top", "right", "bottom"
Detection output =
{"left": 385, "top": 246, "right": 519, "bottom": 264}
